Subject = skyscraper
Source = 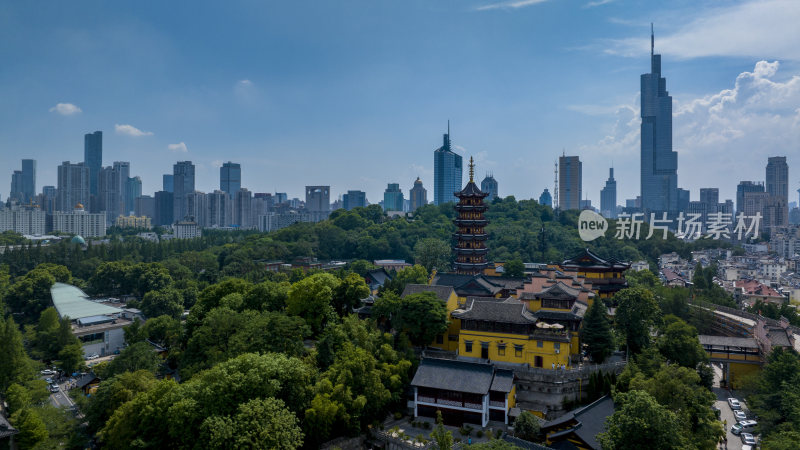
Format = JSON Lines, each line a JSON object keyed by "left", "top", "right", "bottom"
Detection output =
{"left": 9, "top": 170, "right": 23, "bottom": 203}
{"left": 539, "top": 189, "right": 552, "bottom": 207}
{"left": 409, "top": 178, "right": 427, "bottom": 211}
{"left": 558, "top": 154, "right": 582, "bottom": 210}
{"left": 305, "top": 186, "right": 330, "bottom": 221}
{"left": 383, "top": 183, "right": 404, "bottom": 212}
{"left": 56, "top": 162, "right": 90, "bottom": 211}
{"left": 84, "top": 131, "right": 102, "bottom": 198}
{"left": 126, "top": 176, "right": 142, "bottom": 215}
{"left": 342, "top": 190, "right": 367, "bottom": 210}
{"left": 154, "top": 191, "right": 174, "bottom": 226}
{"left": 640, "top": 26, "right": 678, "bottom": 214}
{"left": 163, "top": 174, "right": 174, "bottom": 193}
{"left": 173, "top": 161, "right": 196, "bottom": 221}
{"left": 699, "top": 188, "right": 719, "bottom": 208}
{"left": 433, "top": 124, "right": 462, "bottom": 205}
{"left": 480, "top": 174, "right": 498, "bottom": 202}
{"left": 600, "top": 167, "right": 617, "bottom": 218}
{"left": 766, "top": 156, "right": 789, "bottom": 225}
{"left": 220, "top": 162, "right": 242, "bottom": 196}
{"left": 736, "top": 181, "right": 764, "bottom": 216}
{"left": 21, "top": 159, "right": 36, "bottom": 203}
{"left": 234, "top": 188, "right": 253, "bottom": 228}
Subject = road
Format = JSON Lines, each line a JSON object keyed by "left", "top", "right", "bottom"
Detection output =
{"left": 711, "top": 363, "right": 754, "bottom": 450}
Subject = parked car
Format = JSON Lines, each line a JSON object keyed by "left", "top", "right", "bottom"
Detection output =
{"left": 734, "top": 410, "right": 747, "bottom": 421}
{"left": 85, "top": 354, "right": 100, "bottom": 360}
{"left": 732, "top": 420, "right": 758, "bottom": 435}
{"left": 740, "top": 433, "right": 756, "bottom": 445}
{"left": 44, "top": 377, "right": 53, "bottom": 384}
{"left": 40, "top": 369, "right": 56, "bottom": 375}
{"left": 49, "top": 384, "right": 60, "bottom": 393}
{"left": 728, "top": 397, "right": 741, "bottom": 410}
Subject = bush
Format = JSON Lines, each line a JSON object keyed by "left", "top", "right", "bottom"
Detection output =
{"left": 459, "top": 425, "right": 473, "bottom": 436}
{"left": 423, "top": 422, "right": 431, "bottom": 429}
{"left": 393, "top": 412, "right": 403, "bottom": 420}
{"left": 476, "top": 430, "right": 484, "bottom": 438}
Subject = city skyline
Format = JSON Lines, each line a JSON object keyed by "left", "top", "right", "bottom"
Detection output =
{"left": 1, "top": 1, "right": 799, "bottom": 206}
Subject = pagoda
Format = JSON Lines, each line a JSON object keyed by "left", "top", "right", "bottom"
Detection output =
{"left": 453, "top": 157, "right": 489, "bottom": 275}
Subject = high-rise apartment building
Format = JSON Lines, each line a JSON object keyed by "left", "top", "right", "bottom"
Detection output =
{"left": 56, "top": 162, "right": 90, "bottom": 212}
{"left": 52, "top": 204, "right": 106, "bottom": 237}
{"left": 480, "top": 174, "right": 498, "bottom": 202}
{"left": 640, "top": 27, "right": 678, "bottom": 214}
{"left": 185, "top": 191, "right": 207, "bottom": 226}
{"left": 84, "top": 131, "right": 102, "bottom": 198}
{"left": 600, "top": 168, "right": 617, "bottom": 218}
{"left": 558, "top": 154, "right": 582, "bottom": 210}
{"left": 342, "top": 190, "right": 367, "bottom": 210}
{"left": 234, "top": 188, "right": 253, "bottom": 228}
{"left": 220, "top": 162, "right": 242, "bottom": 196}
{"left": 383, "top": 183, "right": 404, "bottom": 212}
{"left": 0, "top": 207, "right": 46, "bottom": 235}
{"left": 766, "top": 156, "right": 789, "bottom": 226}
{"left": 433, "top": 126, "right": 462, "bottom": 205}
{"left": 41, "top": 186, "right": 56, "bottom": 214}
{"left": 409, "top": 178, "right": 428, "bottom": 211}
{"left": 206, "top": 190, "right": 232, "bottom": 228}
{"left": 699, "top": 188, "right": 719, "bottom": 208}
{"left": 173, "top": 161, "right": 196, "bottom": 222}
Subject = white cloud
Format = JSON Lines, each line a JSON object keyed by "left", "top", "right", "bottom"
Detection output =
{"left": 168, "top": 142, "right": 188, "bottom": 153}
{"left": 584, "top": 0, "right": 614, "bottom": 8}
{"left": 238, "top": 79, "right": 253, "bottom": 87}
{"left": 603, "top": 0, "right": 800, "bottom": 60}
{"left": 115, "top": 124, "right": 153, "bottom": 137}
{"left": 49, "top": 103, "right": 82, "bottom": 115}
{"left": 578, "top": 61, "right": 800, "bottom": 201}
{"left": 474, "top": 0, "right": 550, "bottom": 12}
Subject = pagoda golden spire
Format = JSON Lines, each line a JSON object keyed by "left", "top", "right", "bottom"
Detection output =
{"left": 469, "top": 156, "right": 474, "bottom": 182}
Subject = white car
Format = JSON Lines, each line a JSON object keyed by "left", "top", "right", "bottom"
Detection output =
{"left": 741, "top": 433, "right": 756, "bottom": 445}
{"left": 40, "top": 369, "right": 56, "bottom": 375}
{"left": 727, "top": 397, "right": 741, "bottom": 410}
{"left": 85, "top": 354, "right": 100, "bottom": 360}
{"left": 733, "top": 410, "right": 747, "bottom": 421}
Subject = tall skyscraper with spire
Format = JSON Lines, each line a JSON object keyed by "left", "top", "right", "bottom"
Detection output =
{"left": 433, "top": 122, "right": 463, "bottom": 205}
{"left": 640, "top": 25, "right": 678, "bottom": 215}
{"left": 601, "top": 167, "right": 617, "bottom": 218}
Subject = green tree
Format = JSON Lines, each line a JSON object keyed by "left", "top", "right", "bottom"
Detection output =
{"left": 5, "top": 383, "right": 32, "bottom": 414}
{"left": 286, "top": 272, "right": 340, "bottom": 334}
{"left": 514, "top": 410, "right": 540, "bottom": 441}
{"left": 598, "top": 390, "right": 686, "bottom": 450}
{"left": 430, "top": 411, "right": 453, "bottom": 450}
{"left": 761, "top": 430, "right": 800, "bottom": 450}
{"left": 332, "top": 272, "right": 370, "bottom": 315}
{"left": 140, "top": 287, "right": 184, "bottom": 319}
{"left": 581, "top": 299, "right": 615, "bottom": 363}
{"left": 201, "top": 398, "right": 304, "bottom": 450}
{"left": 123, "top": 318, "right": 147, "bottom": 344}
{"left": 0, "top": 316, "right": 34, "bottom": 391}
{"left": 657, "top": 315, "right": 707, "bottom": 369}
{"left": 141, "top": 315, "right": 182, "bottom": 349}
{"left": 4, "top": 267, "right": 57, "bottom": 317}
{"left": 382, "top": 264, "right": 429, "bottom": 295}
{"left": 103, "top": 341, "right": 161, "bottom": 378}
{"left": 614, "top": 287, "right": 661, "bottom": 355}
{"left": 58, "top": 342, "right": 85, "bottom": 374}
{"left": 747, "top": 347, "right": 800, "bottom": 438}
{"left": 243, "top": 280, "right": 290, "bottom": 312}
{"left": 414, "top": 238, "right": 451, "bottom": 273}
{"left": 394, "top": 292, "right": 448, "bottom": 346}
{"left": 85, "top": 370, "right": 159, "bottom": 434}
{"left": 504, "top": 258, "right": 525, "bottom": 277}
{"left": 348, "top": 259, "right": 377, "bottom": 277}
{"left": 9, "top": 407, "right": 48, "bottom": 449}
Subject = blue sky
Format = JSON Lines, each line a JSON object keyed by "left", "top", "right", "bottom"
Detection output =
{"left": 2, "top": 0, "right": 799, "bottom": 206}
